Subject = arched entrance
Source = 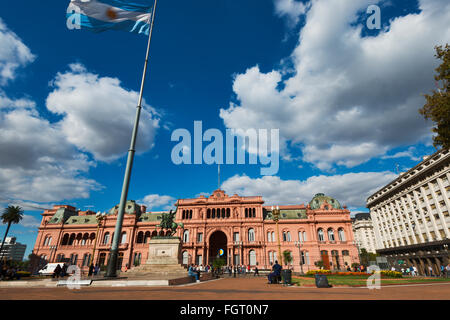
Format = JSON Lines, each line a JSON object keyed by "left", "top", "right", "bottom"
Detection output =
{"left": 208, "top": 231, "right": 227, "bottom": 265}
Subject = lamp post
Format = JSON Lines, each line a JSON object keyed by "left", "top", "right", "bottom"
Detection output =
{"left": 294, "top": 241, "right": 304, "bottom": 274}
{"left": 89, "top": 211, "right": 106, "bottom": 267}
{"left": 271, "top": 206, "right": 282, "bottom": 264}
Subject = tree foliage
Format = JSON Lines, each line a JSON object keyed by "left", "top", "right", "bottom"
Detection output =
{"left": 419, "top": 44, "right": 450, "bottom": 149}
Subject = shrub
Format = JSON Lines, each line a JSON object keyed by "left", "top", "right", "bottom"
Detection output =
{"left": 16, "top": 271, "right": 31, "bottom": 277}
{"left": 306, "top": 269, "right": 331, "bottom": 275}
{"left": 379, "top": 270, "right": 402, "bottom": 278}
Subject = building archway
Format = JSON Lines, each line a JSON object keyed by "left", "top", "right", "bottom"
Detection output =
{"left": 208, "top": 230, "right": 227, "bottom": 265}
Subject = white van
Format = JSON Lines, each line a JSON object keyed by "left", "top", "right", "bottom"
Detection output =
{"left": 38, "top": 263, "right": 65, "bottom": 276}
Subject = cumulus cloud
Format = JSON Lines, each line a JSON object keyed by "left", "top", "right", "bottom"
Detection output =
{"left": 221, "top": 171, "right": 397, "bottom": 208}
{"left": 46, "top": 64, "right": 160, "bottom": 162}
{"left": 274, "top": 0, "right": 309, "bottom": 27}
{"left": 221, "top": 0, "right": 450, "bottom": 170}
{"left": 0, "top": 17, "right": 35, "bottom": 84}
{"left": 139, "top": 194, "right": 176, "bottom": 211}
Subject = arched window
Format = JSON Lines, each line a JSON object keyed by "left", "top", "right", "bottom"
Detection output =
{"left": 207, "top": 209, "right": 211, "bottom": 219}
{"left": 267, "top": 231, "right": 271, "bottom": 242}
{"left": 216, "top": 209, "right": 220, "bottom": 219}
{"left": 133, "top": 252, "right": 142, "bottom": 266}
{"left": 248, "top": 228, "right": 255, "bottom": 242}
{"left": 144, "top": 231, "right": 151, "bottom": 243}
{"left": 183, "top": 230, "right": 189, "bottom": 243}
{"left": 317, "top": 229, "right": 324, "bottom": 242}
{"left": 327, "top": 229, "right": 335, "bottom": 242}
{"left": 338, "top": 228, "right": 346, "bottom": 241}
{"left": 252, "top": 208, "right": 256, "bottom": 217}
{"left": 56, "top": 254, "right": 65, "bottom": 262}
{"left": 212, "top": 209, "right": 215, "bottom": 219}
{"left": 305, "top": 251, "right": 310, "bottom": 265}
{"left": 283, "top": 231, "right": 287, "bottom": 242}
{"left": 182, "top": 251, "right": 189, "bottom": 265}
{"left": 298, "top": 231, "right": 303, "bottom": 243}
{"left": 287, "top": 232, "right": 291, "bottom": 242}
{"left": 249, "top": 250, "right": 256, "bottom": 265}
{"left": 269, "top": 251, "right": 274, "bottom": 265}
{"left": 121, "top": 232, "right": 127, "bottom": 244}
{"left": 222, "top": 208, "right": 225, "bottom": 218}
{"left": 103, "top": 232, "right": 110, "bottom": 245}
{"left": 151, "top": 230, "right": 157, "bottom": 237}
{"left": 226, "top": 208, "right": 230, "bottom": 218}
{"left": 271, "top": 232, "right": 275, "bottom": 242}
{"left": 61, "top": 234, "right": 69, "bottom": 245}
{"left": 136, "top": 231, "right": 144, "bottom": 243}
{"left": 182, "top": 210, "right": 185, "bottom": 219}
{"left": 303, "top": 231, "right": 307, "bottom": 242}
{"left": 69, "top": 233, "right": 76, "bottom": 245}
{"left": 245, "top": 208, "right": 248, "bottom": 218}
{"left": 189, "top": 210, "right": 192, "bottom": 219}
{"left": 82, "top": 233, "right": 89, "bottom": 245}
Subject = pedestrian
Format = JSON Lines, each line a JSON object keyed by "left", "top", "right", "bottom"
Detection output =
{"left": 247, "top": 264, "right": 251, "bottom": 273}
{"left": 428, "top": 266, "right": 433, "bottom": 277}
{"left": 446, "top": 264, "right": 450, "bottom": 278}
{"left": 94, "top": 264, "right": 100, "bottom": 276}
{"left": 88, "top": 264, "right": 94, "bottom": 276}
{"left": 228, "top": 266, "right": 232, "bottom": 277}
{"left": 233, "top": 265, "right": 236, "bottom": 277}
{"left": 440, "top": 265, "right": 445, "bottom": 277}
{"left": 53, "top": 264, "right": 62, "bottom": 279}
{"left": 413, "top": 266, "right": 417, "bottom": 277}
{"left": 188, "top": 263, "right": 199, "bottom": 282}
{"left": 268, "top": 260, "right": 282, "bottom": 284}
{"left": 61, "top": 264, "right": 67, "bottom": 277}
{"left": 254, "top": 266, "right": 259, "bottom": 276}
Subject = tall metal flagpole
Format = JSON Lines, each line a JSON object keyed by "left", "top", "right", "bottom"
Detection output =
{"left": 105, "top": 0, "right": 158, "bottom": 278}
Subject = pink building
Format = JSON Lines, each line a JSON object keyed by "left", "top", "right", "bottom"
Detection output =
{"left": 32, "top": 190, "right": 359, "bottom": 273}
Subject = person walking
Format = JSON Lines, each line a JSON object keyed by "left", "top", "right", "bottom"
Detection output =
{"left": 94, "top": 264, "right": 100, "bottom": 276}
{"left": 254, "top": 266, "right": 259, "bottom": 276}
{"left": 446, "top": 264, "right": 450, "bottom": 278}
{"left": 88, "top": 264, "right": 94, "bottom": 277}
{"left": 413, "top": 266, "right": 418, "bottom": 277}
{"left": 53, "top": 264, "right": 62, "bottom": 279}
{"left": 428, "top": 266, "right": 433, "bottom": 277}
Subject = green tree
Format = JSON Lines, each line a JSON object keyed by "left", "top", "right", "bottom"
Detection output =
{"left": 419, "top": 44, "right": 450, "bottom": 149}
{"left": 314, "top": 260, "right": 325, "bottom": 269}
{"left": 0, "top": 206, "right": 24, "bottom": 260}
{"left": 282, "top": 250, "right": 293, "bottom": 266}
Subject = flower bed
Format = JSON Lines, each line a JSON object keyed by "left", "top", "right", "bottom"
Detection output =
{"left": 304, "top": 270, "right": 402, "bottom": 278}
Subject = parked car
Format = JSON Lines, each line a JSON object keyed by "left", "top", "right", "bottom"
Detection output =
{"left": 38, "top": 263, "right": 66, "bottom": 276}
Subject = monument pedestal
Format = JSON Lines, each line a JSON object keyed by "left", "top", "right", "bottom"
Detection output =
{"left": 127, "top": 237, "right": 188, "bottom": 278}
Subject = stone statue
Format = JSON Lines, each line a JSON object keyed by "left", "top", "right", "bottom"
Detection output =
{"left": 158, "top": 210, "right": 183, "bottom": 236}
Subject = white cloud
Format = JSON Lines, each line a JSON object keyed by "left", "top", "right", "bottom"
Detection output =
{"left": 274, "top": 0, "right": 309, "bottom": 27}
{"left": 0, "top": 17, "right": 35, "bottom": 84}
{"left": 46, "top": 64, "right": 160, "bottom": 162}
{"left": 139, "top": 194, "right": 176, "bottom": 211}
{"left": 19, "top": 215, "right": 41, "bottom": 228}
{"left": 381, "top": 146, "right": 421, "bottom": 161}
{"left": 221, "top": 171, "right": 397, "bottom": 208}
{"left": 221, "top": 0, "right": 450, "bottom": 170}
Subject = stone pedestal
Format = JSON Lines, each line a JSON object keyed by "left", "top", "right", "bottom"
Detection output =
{"left": 127, "top": 237, "right": 188, "bottom": 278}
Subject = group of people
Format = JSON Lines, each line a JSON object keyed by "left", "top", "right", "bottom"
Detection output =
{"left": 0, "top": 263, "right": 21, "bottom": 280}
{"left": 88, "top": 264, "right": 101, "bottom": 276}
{"left": 392, "top": 264, "right": 450, "bottom": 277}
{"left": 187, "top": 263, "right": 262, "bottom": 281}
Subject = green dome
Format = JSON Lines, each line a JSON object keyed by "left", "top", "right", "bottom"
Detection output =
{"left": 309, "top": 193, "right": 342, "bottom": 210}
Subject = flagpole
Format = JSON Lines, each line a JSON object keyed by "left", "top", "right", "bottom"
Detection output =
{"left": 105, "top": 0, "right": 158, "bottom": 278}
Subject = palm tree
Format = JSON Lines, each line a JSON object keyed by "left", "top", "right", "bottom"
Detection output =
{"left": 0, "top": 206, "right": 24, "bottom": 260}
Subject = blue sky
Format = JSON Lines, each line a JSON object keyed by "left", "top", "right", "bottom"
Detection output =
{"left": 0, "top": 0, "right": 447, "bottom": 258}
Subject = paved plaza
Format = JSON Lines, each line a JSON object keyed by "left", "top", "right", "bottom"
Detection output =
{"left": 1, "top": 277, "right": 450, "bottom": 300}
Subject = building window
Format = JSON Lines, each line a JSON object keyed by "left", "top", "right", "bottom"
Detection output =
{"left": 103, "top": 232, "right": 110, "bottom": 245}
{"left": 226, "top": 208, "right": 230, "bottom": 218}
{"left": 318, "top": 229, "right": 325, "bottom": 242}
{"left": 338, "top": 228, "right": 346, "bottom": 241}
{"left": 269, "top": 251, "right": 274, "bottom": 265}
{"left": 249, "top": 250, "right": 256, "bottom": 266}
{"left": 183, "top": 230, "right": 189, "bottom": 243}
{"left": 207, "top": 209, "right": 211, "bottom": 219}
{"left": 133, "top": 252, "right": 142, "bottom": 266}
{"left": 267, "top": 231, "right": 271, "bottom": 242}
{"left": 303, "top": 231, "right": 307, "bottom": 242}
{"left": 248, "top": 228, "right": 255, "bottom": 242}
{"left": 70, "top": 254, "right": 78, "bottom": 265}
{"left": 287, "top": 231, "right": 291, "bottom": 242}
{"left": 271, "top": 232, "right": 275, "bottom": 242}
{"left": 298, "top": 231, "right": 303, "bottom": 243}
{"left": 328, "top": 229, "right": 335, "bottom": 242}
{"left": 283, "top": 231, "right": 287, "bottom": 242}
{"left": 182, "top": 251, "right": 189, "bottom": 265}
{"left": 233, "top": 232, "right": 240, "bottom": 242}
{"left": 82, "top": 253, "right": 91, "bottom": 266}
{"left": 305, "top": 251, "right": 310, "bottom": 265}
{"left": 121, "top": 232, "right": 127, "bottom": 244}
{"left": 197, "top": 233, "right": 203, "bottom": 243}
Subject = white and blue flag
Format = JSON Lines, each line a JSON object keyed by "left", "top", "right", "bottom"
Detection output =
{"left": 67, "top": 0, "right": 153, "bottom": 35}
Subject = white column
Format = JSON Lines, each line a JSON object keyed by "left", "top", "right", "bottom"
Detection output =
{"left": 379, "top": 206, "right": 396, "bottom": 247}
{"left": 393, "top": 199, "right": 411, "bottom": 245}
{"left": 387, "top": 202, "right": 404, "bottom": 246}
{"left": 413, "top": 190, "right": 433, "bottom": 241}
{"left": 370, "top": 209, "right": 384, "bottom": 249}
{"left": 419, "top": 186, "right": 442, "bottom": 241}
{"left": 400, "top": 195, "right": 420, "bottom": 244}
{"left": 428, "top": 181, "right": 450, "bottom": 238}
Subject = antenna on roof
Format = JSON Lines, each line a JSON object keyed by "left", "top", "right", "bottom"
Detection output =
{"left": 395, "top": 163, "right": 400, "bottom": 174}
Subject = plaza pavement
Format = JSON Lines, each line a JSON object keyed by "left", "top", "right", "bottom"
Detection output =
{"left": 1, "top": 277, "right": 450, "bottom": 300}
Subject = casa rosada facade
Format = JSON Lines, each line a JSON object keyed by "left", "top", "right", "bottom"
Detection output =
{"left": 32, "top": 190, "right": 360, "bottom": 272}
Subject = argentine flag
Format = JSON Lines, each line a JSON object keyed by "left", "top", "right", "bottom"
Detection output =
{"left": 67, "top": 0, "right": 153, "bottom": 35}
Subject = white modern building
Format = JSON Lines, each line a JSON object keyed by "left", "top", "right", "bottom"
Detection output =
{"left": 0, "top": 237, "right": 27, "bottom": 261}
{"left": 352, "top": 213, "right": 377, "bottom": 254}
{"left": 367, "top": 148, "right": 450, "bottom": 275}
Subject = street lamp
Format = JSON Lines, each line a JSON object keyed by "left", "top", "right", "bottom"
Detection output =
{"left": 89, "top": 211, "right": 106, "bottom": 267}
{"left": 294, "top": 241, "right": 304, "bottom": 274}
{"left": 271, "top": 206, "right": 282, "bottom": 265}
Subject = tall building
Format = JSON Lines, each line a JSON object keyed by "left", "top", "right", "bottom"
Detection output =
{"left": 351, "top": 213, "right": 377, "bottom": 254}
{"left": 32, "top": 191, "right": 359, "bottom": 273}
{"left": 0, "top": 237, "right": 27, "bottom": 262}
{"left": 367, "top": 149, "right": 450, "bottom": 275}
